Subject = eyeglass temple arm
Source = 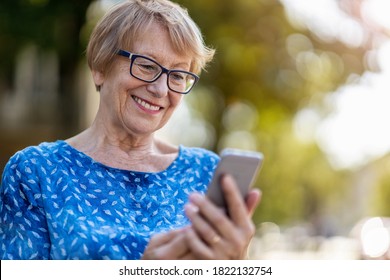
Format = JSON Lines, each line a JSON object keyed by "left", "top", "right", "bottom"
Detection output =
{"left": 117, "top": 49, "right": 132, "bottom": 59}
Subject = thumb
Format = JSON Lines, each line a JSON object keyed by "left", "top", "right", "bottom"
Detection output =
{"left": 245, "top": 188, "right": 261, "bottom": 217}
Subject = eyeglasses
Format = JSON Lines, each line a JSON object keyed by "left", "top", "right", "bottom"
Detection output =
{"left": 116, "top": 49, "right": 199, "bottom": 94}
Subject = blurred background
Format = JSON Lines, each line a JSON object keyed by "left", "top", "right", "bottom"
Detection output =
{"left": 1, "top": 0, "right": 390, "bottom": 259}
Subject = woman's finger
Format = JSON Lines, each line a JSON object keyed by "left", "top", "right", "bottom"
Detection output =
{"left": 186, "top": 193, "right": 245, "bottom": 258}
{"left": 146, "top": 229, "right": 181, "bottom": 248}
{"left": 184, "top": 227, "right": 215, "bottom": 259}
{"left": 179, "top": 251, "right": 196, "bottom": 260}
{"left": 188, "top": 192, "right": 235, "bottom": 239}
{"left": 185, "top": 203, "right": 226, "bottom": 248}
{"left": 245, "top": 188, "right": 261, "bottom": 217}
{"left": 142, "top": 229, "right": 188, "bottom": 259}
{"left": 220, "top": 174, "right": 251, "bottom": 226}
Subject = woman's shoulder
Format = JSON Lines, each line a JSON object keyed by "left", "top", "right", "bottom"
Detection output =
{"left": 179, "top": 145, "right": 220, "bottom": 165}
{"left": 1, "top": 141, "right": 65, "bottom": 194}
{"left": 4, "top": 140, "right": 65, "bottom": 172}
{"left": 8, "top": 140, "right": 64, "bottom": 161}
{"left": 155, "top": 139, "right": 220, "bottom": 166}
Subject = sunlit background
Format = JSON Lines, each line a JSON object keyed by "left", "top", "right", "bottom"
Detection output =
{"left": 1, "top": 0, "right": 390, "bottom": 259}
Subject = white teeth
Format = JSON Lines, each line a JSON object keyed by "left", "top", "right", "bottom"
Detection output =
{"left": 133, "top": 96, "right": 160, "bottom": 111}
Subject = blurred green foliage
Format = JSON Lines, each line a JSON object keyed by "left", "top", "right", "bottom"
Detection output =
{"left": 176, "top": 0, "right": 368, "bottom": 229}
{"left": 372, "top": 158, "right": 390, "bottom": 217}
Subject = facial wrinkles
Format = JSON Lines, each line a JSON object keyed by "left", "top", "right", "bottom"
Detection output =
{"left": 117, "top": 22, "right": 188, "bottom": 133}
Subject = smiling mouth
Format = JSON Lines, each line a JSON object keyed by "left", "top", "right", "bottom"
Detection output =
{"left": 132, "top": 96, "right": 162, "bottom": 112}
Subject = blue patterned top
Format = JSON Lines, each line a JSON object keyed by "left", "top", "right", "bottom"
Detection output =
{"left": 0, "top": 140, "right": 219, "bottom": 260}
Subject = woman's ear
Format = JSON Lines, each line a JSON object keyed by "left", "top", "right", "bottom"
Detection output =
{"left": 92, "top": 70, "right": 105, "bottom": 91}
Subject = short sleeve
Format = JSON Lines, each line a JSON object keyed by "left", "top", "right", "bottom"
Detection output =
{"left": 0, "top": 151, "right": 50, "bottom": 260}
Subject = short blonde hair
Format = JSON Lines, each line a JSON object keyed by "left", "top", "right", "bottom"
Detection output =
{"left": 87, "top": 0, "right": 215, "bottom": 77}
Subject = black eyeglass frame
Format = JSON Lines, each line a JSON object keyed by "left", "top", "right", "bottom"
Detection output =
{"left": 116, "top": 49, "right": 199, "bottom": 94}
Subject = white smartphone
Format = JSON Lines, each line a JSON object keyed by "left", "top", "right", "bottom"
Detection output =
{"left": 206, "top": 148, "right": 264, "bottom": 210}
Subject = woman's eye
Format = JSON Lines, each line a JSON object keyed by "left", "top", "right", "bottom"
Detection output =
{"left": 139, "top": 63, "right": 158, "bottom": 72}
{"left": 171, "top": 73, "right": 185, "bottom": 81}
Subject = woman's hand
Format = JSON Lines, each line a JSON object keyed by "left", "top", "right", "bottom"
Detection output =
{"left": 184, "top": 174, "right": 261, "bottom": 259}
{"left": 142, "top": 228, "right": 189, "bottom": 260}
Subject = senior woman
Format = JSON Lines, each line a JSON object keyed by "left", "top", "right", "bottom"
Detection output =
{"left": 0, "top": 0, "right": 260, "bottom": 260}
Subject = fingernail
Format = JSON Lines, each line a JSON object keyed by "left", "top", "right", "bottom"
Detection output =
{"left": 223, "top": 174, "right": 234, "bottom": 184}
{"left": 189, "top": 193, "right": 203, "bottom": 204}
{"left": 185, "top": 203, "right": 199, "bottom": 214}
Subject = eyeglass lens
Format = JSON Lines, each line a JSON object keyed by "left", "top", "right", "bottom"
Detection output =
{"left": 131, "top": 56, "right": 196, "bottom": 93}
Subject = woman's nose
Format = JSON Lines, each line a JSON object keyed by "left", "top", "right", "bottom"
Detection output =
{"left": 147, "top": 73, "right": 169, "bottom": 98}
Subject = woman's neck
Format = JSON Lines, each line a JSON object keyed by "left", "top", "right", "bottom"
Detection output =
{"left": 65, "top": 119, "right": 178, "bottom": 172}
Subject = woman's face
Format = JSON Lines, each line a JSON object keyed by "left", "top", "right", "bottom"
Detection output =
{"left": 94, "top": 21, "right": 192, "bottom": 137}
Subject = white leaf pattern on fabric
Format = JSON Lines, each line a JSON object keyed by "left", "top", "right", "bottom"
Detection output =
{"left": 0, "top": 140, "right": 219, "bottom": 259}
